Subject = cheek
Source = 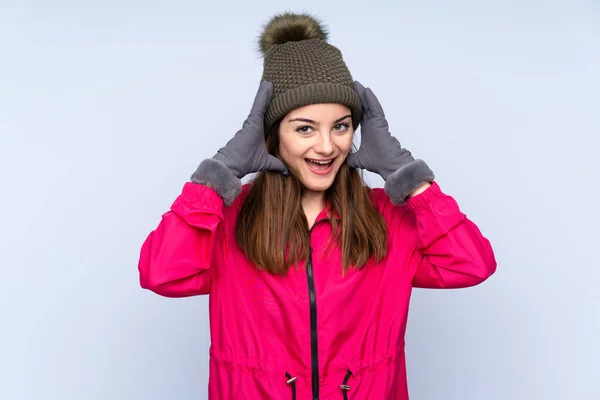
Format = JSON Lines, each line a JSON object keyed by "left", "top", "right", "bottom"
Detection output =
{"left": 278, "top": 134, "right": 303, "bottom": 163}
{"left": 337, "top": 132, "right": 354, "bottom": 153}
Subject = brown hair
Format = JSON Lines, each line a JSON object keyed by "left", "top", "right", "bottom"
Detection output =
{"left": 235, "top": 121, "right": 388, "bottom": 275}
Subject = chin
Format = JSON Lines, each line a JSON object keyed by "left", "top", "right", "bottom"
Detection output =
{"left": 302, "top": 179, "right": 335, "bottom": 193}
{"left": 298, "top": 169, "right": 338, "bottom": 192}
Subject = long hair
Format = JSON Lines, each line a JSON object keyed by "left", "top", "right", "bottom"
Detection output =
{"left": 235, "top": 120, "right": 388, "bottom": 275}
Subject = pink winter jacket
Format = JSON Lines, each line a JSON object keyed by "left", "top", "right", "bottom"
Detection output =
{"left": 138, "top": 180, "right": 496, "bottom": 399}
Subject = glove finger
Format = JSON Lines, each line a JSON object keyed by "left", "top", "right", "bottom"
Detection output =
{"left": 265, "top": 154, "right": 289, "bottom": 175}
{"left": 364, "top": 87, "right": 386, "bottom": 118}
{"left": 250, "top": 81, "right": 273, "bottom": 116}
{"left": 353, "top": 81, "right": 370, "bottom": 115}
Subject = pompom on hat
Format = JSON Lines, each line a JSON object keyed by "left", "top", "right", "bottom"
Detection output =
{"left": 258, "top": 12, "right": 362, "bottom": 133}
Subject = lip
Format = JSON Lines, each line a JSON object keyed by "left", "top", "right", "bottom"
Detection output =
{"left": 305, "top": 158, "right": 336, "bottom": 176}
{"left": 306, "top": 158, "right": 335, "bottom": 162}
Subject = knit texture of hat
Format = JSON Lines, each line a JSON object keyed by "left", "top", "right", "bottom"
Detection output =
{"left": 258, "top": 12, "right": 362, "bottom": 133}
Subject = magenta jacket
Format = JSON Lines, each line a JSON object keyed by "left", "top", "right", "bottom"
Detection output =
{"left": 138, "top": 180, "right": 496, "bottom": 399}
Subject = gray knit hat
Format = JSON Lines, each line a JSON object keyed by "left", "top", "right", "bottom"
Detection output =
{"left": 258, "top": 12, "right": 362, "bottom": 133}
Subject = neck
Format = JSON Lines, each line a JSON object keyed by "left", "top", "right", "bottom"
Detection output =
{"left": 302, "top": 190, "right": 325, "bottom": 209}
{"left": 302, "top": 190, "right": 326, "bottom": 228}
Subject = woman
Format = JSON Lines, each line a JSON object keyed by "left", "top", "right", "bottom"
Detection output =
{"left": 138, "top": 12, "right": 496, "bottom": 400}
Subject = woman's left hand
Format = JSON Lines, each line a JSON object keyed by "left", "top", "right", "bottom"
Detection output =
{"left": 348, "top": 81, "right": 435, "bottom": 203}
{"left": 347, "top": 81, "right": 415, "bottom": 180}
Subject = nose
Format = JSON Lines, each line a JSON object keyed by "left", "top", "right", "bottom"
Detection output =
{"left": 313, "top": 132, "right": 334, "bottom": 155}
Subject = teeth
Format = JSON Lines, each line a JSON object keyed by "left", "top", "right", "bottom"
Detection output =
{"left": 309, "top": 159, "right": 333, "bottom": 165}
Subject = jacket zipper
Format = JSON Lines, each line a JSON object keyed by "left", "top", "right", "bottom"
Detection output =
{"left": 307, "top": 245, "right": 320, "bottom": 400}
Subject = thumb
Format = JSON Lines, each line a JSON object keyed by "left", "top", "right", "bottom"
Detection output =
{"left": 265, "top": 155, "right": 289, "bottom": 175}
{"left": 346, "top": 152, "right": 362, "bottom": 168}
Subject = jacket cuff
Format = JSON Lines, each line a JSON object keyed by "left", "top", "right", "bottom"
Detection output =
{"left": 190, "top": 158, "right": 242, "bottom": 206}
{"left": 383, "top": 159, "right": 435, "bottom": 205}
{"left": 405, "top": 181, "right": 467, "bottom": 248}
{"left": 171, "top": 182, "right": 225, "bottom": 228}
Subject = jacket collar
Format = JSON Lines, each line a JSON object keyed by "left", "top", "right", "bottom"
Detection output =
{"left": 314, "top": 199, "right": 341, "bottom": 224}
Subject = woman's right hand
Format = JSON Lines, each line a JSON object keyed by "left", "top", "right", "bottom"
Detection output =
{"left": 213, "top": 81, "right": 288, "bottom": 178}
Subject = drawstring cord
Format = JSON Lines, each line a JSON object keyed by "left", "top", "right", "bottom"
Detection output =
{"left": 285, "top": 372, "right": 297, "bottom": 400}
{"left": 340, "top": 370, "right": 353, "bottom": 400}
{"left": 286, "top": 369, "right": 352, "bottom": 399}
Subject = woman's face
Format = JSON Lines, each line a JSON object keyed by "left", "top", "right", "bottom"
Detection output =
{"left": 278, "top": 103, "right": 354, "bottom": 193}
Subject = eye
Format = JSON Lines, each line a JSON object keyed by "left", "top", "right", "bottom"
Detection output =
{"left": 296, "top": 125, "right": 313, "bottom": 134}
{"left": 333, "top": 123, "right": 350, "bottom": 132}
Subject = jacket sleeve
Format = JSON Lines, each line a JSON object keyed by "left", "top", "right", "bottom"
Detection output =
{"left": 404, "top": 182, "right": 497, "bottom": 289}
{"left": 138, "top": 182, "right": 227, "bottom": 297}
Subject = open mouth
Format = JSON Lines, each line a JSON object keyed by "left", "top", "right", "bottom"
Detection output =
{"left": 305, "top": 158, "right": 335, "bottom": 174}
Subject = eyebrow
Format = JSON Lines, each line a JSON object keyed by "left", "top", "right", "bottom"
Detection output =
{"left": 287, "top": 114, "right": 352, "bottom": 124}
